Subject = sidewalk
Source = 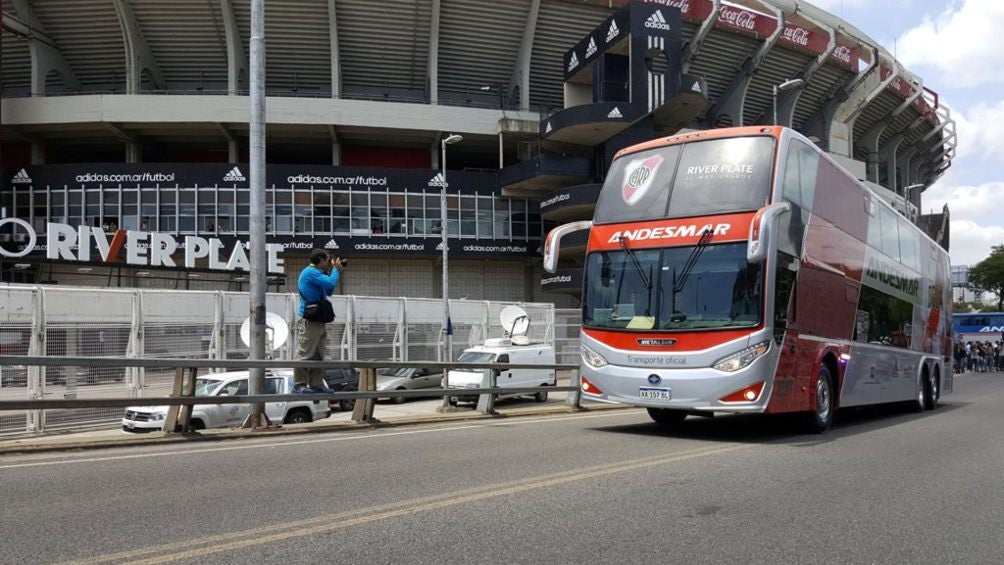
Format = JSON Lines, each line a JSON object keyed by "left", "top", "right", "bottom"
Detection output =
{"left": 0, "top": 394, "right": 629, "bottom": 455}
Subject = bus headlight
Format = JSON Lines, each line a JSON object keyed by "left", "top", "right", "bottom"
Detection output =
{"left": 581, "top": 344, "right": 608, "bottom": 368}
{"left": 713, "top": 341, "right": 770, "bottom": 372}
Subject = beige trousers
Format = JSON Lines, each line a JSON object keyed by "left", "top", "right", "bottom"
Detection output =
{"left": 294, "top": 317, "right": 327, "bottom": 387}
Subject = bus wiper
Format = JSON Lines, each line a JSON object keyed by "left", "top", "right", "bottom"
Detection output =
{"left": 618, "top": 236, "right": 651, "bottom": 289}
{"left": 673, "top": 228, "right": 714, "bottom": 293}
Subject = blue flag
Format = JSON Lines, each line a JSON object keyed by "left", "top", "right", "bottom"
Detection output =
{"left": 446, "top": 317, "right": 454, "bottom": 336}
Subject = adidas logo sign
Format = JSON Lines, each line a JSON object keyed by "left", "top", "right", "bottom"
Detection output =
{"left": 607, "top": 107, "right": 623, "bottom": 119}
{"left": 691, "top": 82, "right": 702, "bottom": 93}
{"left": 435, "top": 241, "right": 447, "bottom": 251}
{"left": 645, "top": 10, "right": 671, "bottom": 31}
{"left": 223, "top": 166, "right": 246, "bottom": 182}
{"left": 11, "top": 168, "right": 32, "bottom": 184}
{"left": 545, "top": 122, "right": 553, "bottom": 134}
{"left": 606, "top": 20, "right": 620, "bottom": 43}
{"left": 567, "top": 52, "right": 579, "bottom": 72}
{"left": 585, "top": 37, "right": 598, "bottom": 58}
{"left": 428, "top": 172, "right": 448, "bottom": 188}
{"left": 323, "top": 239, "right": 339, "bottom": 250}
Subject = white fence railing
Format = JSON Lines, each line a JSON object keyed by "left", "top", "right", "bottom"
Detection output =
{"left": 0, "top": 285, "right": 554, "bottom": 435}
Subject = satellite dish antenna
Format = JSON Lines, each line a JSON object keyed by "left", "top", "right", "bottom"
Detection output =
{"left": 240, "top": 312, "right": 290, "bottom": 357}
{"left": 500, "top": 305, "right": 531, "bottom": 345}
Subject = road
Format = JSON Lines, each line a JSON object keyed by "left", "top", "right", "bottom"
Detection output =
{"left": 2, "top": 372, "right": 1002, "bottom": 565}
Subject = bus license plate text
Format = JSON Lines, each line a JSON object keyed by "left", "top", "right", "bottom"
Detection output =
{"left": 639, "top": 387, "right": 672, "bottom": 400}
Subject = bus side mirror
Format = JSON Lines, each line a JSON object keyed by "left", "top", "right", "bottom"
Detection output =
{"left": 543, "top": 220, "right": 592, "bottom": 273}
{"left": 747, "top": 203, "right": 790, "bottom": 263}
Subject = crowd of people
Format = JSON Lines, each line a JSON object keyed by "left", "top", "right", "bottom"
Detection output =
{"left": 953, "top": 341, "right": 1004, "bottom": 374}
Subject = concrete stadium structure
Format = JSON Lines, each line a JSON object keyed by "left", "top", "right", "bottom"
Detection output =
{"left": 0, "top": 0, "right": 955, "bottom": 302}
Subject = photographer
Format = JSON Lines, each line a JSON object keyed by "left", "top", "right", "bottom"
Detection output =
{"left": 294, "top": 249, "right": 345, "bottom": 392}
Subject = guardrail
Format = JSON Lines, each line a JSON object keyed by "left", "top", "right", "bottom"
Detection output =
{"left": 0, "top": 356, "right": 583, "bottom": 434}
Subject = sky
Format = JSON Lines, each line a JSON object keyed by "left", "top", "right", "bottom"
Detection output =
{"left": 806, "top": 0, "right": 1004, "bottom": 266}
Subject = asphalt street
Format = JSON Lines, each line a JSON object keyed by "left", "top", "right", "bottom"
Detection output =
{"left": 2, "top": 372, "right": 1002, "bottom": 565}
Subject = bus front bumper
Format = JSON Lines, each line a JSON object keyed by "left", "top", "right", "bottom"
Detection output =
{"left": 580, "top": 356, "right": 775, "bottom": 414}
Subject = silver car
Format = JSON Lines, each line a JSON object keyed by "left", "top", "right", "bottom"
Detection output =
{"left": 377, "top": 367, "right": 443, "bottom": 404}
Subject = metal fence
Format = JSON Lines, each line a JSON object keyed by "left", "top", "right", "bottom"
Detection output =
{"left": 0, "top": 285, "right": 555, "bottom": 435}
{"left": 555, "top": 308, "right": 583, "bottom": 365}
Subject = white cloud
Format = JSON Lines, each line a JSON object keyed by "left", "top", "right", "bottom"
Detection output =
{"left": 923, "top": 178, "right": 1004, "bottom": 265}
{"left": 949, "top": 100, "right": 1004, "bottom": 162}
{"left": 895, "top": 0, "right": 1004, "bottom": 88}
{"left": 942, "top": 219, "right": 1004, "bottom": 266}
{"left": 804, "top": 0, "right": 872, "bottom": 12}
{"left": 923, "top": 180, "right": 1004, "bottom": 228}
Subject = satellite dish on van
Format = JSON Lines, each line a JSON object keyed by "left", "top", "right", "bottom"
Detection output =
{"left": 500, "top": 305, "right": 531, "bottom": 345}
{"left": 240, "top": 312, "right": 289, "bottom": 352}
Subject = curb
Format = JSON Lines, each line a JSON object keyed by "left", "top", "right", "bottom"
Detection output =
{"left": 0, "top": 403, "right": 632, "bottom": 455}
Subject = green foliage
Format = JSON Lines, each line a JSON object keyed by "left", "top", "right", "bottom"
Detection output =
{"left": 953, "top": 301, "right": 973, "bottom": 313}
{"left": 968, "top": 245, "right": 1004, "bottom": 312}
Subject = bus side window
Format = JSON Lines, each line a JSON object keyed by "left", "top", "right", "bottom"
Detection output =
{"left": 774, "top": 252, "right": 798, "bottom": 341}
{"left": 781, "top": 141, "right": 819, "bottom": 209}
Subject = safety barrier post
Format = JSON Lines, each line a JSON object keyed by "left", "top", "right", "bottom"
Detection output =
{"left": 475, "top": 367, "right": 497, "bottom": 415}
{"left": 565, "top": 367, "right": 582, "bottom": 410}
{"left": 351, "top": 367, "right": 379, "bottom": 424}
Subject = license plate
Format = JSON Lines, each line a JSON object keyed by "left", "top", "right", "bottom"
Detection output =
{"left": 639, "top": 387, "right": 672, "bottom": 400}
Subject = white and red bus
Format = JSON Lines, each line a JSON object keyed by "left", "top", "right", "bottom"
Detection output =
{"left": 544, "top": 126, "right": 952, "bottom": 432}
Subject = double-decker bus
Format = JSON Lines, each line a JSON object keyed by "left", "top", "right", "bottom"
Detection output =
{"left": 545, "top": 126, "right": 952, "bottom": 433}
{"left": 953, "top": 312, "right": 1004, "bottom": 343}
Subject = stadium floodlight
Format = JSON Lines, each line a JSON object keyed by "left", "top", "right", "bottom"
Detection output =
{"left": 440, "top": 134, "right": 464, "bottom": 365}
{"left": 773, "top": 78, "right": 805, "bottom": 126}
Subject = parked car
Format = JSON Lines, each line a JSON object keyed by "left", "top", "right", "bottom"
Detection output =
{"left": 0, "top": 365, "right": 67, "bottom": 387}
{"left": 323, "top": 367, "right": 360, "bottom": 412}
{"left": 446, "top": 344, "right": 556, "bottom": 405}
{"left": 0, "top": 365, "right": 28, "bottom": 388}
{"left": 376, "top": 367, "right": 443, "bottom": 404}
{"left": 75, "top": 365, "right": 126, "bottom": 385}
{"left": 121, "top": 370, "right": 330, "bottom": 432}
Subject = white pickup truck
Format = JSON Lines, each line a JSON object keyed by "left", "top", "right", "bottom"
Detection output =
{"left": 121, "top": 370, "right": 330, "bottom": 432}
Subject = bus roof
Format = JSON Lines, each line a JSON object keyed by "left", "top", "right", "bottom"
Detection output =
{"left": 613, "top": 126, "right": 783, "bottom": 161}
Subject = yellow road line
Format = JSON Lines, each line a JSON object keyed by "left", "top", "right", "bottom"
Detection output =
{"left": 59, "top": 443, "right": 749, "bottom": 565}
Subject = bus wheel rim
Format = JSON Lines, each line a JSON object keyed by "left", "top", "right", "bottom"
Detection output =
{"left": 816, "top": 378, "right": 830, "bottom": 420}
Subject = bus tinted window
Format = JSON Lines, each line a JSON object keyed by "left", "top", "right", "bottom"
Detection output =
{"left": 781, "top": 140, "right": 819, "bottom": 210}
{"left": 898, "top": 216, "right": 920, "bottom": 272}
{"left": 670, "top": 137, "right": 774, "bottom": 216}
{"left": 879, "top": 207, "right": 901, "bottom": 261}
{"left": 593, "top": 136, "right": 774, "bottom": 224}
{"left": 593, "top": 145, "right": 681, "bottom": 225}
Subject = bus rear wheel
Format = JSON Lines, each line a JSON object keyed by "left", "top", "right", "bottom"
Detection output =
{"left": 924, "top": 369, "right": 939, "bottom": 410}
{"left": 803, "top": 365, "right": 834, "bottom": 434}
{"left": 647, "top": 408, "right": 687, "bottom": 425}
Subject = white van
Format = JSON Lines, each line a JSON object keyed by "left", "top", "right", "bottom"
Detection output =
{"left": 446, "top": 340, "right": 557, "bottom": 405}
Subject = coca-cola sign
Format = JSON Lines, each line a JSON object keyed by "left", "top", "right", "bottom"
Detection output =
{"left": 782, "top": 25, "right": 810, "bottom": 47}
{"left": 718, "top": 5, "right": 757, "bottom": 32}
{"left": 833, "top": 45, "right": 852, "bottom": 65}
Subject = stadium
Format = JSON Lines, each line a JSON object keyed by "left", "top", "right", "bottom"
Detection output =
{"left": 0, "top": 0, "right": 955, "bottom": 305}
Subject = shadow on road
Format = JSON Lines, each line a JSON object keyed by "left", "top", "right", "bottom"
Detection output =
{"left": 589, "top": 401, "right": 966, "bottom": 445}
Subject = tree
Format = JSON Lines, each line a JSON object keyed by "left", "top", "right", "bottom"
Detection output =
{"left": 953, "top": 301, "right": 973, "bottom": 313}
{"left": 968, "top": 245, "right": 1004, "bottom": 312}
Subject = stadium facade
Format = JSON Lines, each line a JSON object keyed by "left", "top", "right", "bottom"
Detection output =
{"left": 0, "top": 0, "right": 955, "bottom": 304}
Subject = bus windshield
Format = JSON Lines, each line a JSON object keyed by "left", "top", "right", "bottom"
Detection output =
{"left": 583, "top": 242, "right": 762, "bottom": 331}
{"left": 594, "top": 136, "right": 775, "bottom": 225}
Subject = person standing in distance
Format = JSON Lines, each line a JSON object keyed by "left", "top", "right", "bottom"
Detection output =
{"left": 295, "top": 249, "right": 344, "bottom": 391}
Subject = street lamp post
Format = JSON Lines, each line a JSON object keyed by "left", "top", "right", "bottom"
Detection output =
{"left": 440, "top": 134, "right": 463, "bottom": 361}
{"left": 772, "top": 78, "right": 805, "bottom": 126}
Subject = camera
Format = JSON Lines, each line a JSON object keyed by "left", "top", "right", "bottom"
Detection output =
{"left": 336, "top": 257, "right": 348, "bottom": 267}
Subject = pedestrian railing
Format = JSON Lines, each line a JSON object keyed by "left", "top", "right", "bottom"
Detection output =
{"left": 0, "top": 356, "right": 583, "bottom": 435}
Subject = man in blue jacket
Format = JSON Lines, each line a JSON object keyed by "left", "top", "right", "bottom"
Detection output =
{"left": 295, "top": 249, "right": 343, "bottom": 391}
